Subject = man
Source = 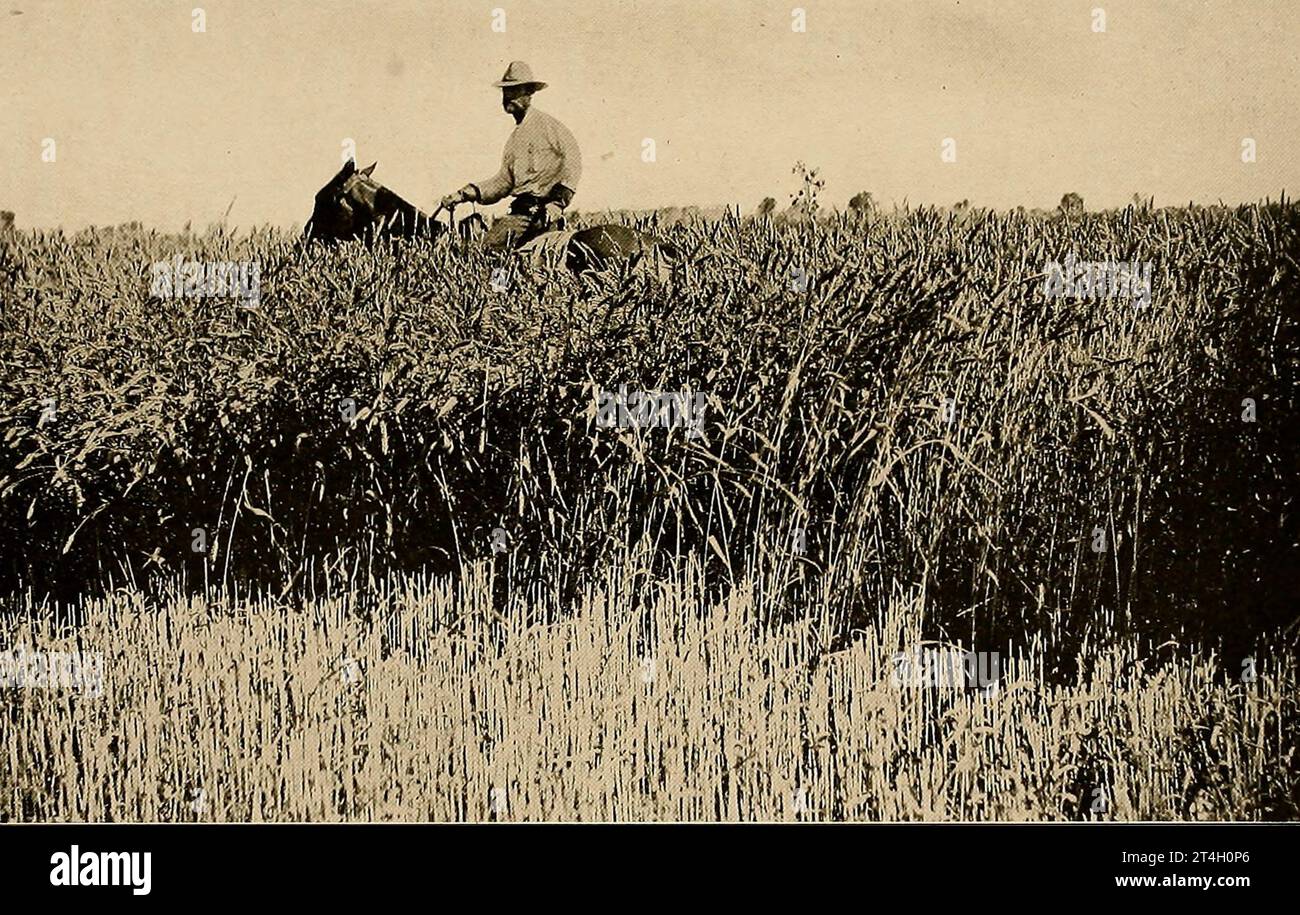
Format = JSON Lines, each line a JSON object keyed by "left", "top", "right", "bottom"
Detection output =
{"left": 440, "top": 61, "right": 582, "bottom": 250}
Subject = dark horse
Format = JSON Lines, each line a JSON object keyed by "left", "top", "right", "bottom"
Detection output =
{"left": 305, "top": 160, "right": 677, "bottom": 275}
{"left": 305, "top": 160, "right": 441, "bottom": 241}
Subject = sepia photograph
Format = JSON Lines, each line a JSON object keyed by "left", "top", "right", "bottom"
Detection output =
{"left": 1, "top": 0, "right": 1297, "bottom": 896}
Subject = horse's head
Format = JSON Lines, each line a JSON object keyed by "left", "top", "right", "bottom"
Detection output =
{"left": 306, "top": 159, "right": 374, "bottom": 240}
{"left": 306, "top": 160, "right": 437, "bottom": 242}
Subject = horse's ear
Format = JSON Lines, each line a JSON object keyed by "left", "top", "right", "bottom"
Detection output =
{"left": 360, "top": 161, "right": 377, "bottom": 177}
{"left": 341, "top": 159, "right": 356, "bottom": 177}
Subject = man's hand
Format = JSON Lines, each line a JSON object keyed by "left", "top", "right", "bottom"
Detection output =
{"left": 439, "top": 185, "right": 478, "bottom": 212}
{"left": 543, "top": 202, "right": 565, "bottom": 227}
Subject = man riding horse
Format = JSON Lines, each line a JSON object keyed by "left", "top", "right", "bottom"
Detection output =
{"left": 438, "top": 61, "right": 581, "bottom": 251}
{"left": 309, "top": 62, "right": 671, "bottom": 274}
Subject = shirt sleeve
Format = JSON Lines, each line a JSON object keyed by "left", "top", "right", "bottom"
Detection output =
{"left": 550, "top": 117, "right": 582, "bottom": 196}
{"left": 475, "top": 147, "right": 514, "bottom": 205}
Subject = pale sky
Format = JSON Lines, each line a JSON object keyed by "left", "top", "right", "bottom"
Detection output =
{"left": 2, "top": 0, "right": 1297, "bottom": 230}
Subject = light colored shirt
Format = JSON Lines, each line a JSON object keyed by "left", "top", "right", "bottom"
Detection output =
{"left": 474, "top": 106, "right": 582, "bottom": 205}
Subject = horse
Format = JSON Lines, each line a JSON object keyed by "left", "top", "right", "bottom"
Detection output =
{"left": 304, "top": 160, "right": 440, "bottom": 242}
{"left": 305, "top": 161, "right": 678, "bottom": 276}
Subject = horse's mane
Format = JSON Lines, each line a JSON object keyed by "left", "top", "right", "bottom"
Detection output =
{"left": 373, "top": 185, "right": 432, "bottom": 235}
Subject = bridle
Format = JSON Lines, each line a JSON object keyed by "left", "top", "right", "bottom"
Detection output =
{"left": 429, "top": 199, "right": 461, "bottom": 231}
{"left": 338, "top": 172, "right": 378, "bottom": 210}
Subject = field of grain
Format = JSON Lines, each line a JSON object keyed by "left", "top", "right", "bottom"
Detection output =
{"left": 5, "top": 560, "right": 1297, "bottom": 821}
{"left": 2, "top": 203, "right": 1298, "bottom": 820}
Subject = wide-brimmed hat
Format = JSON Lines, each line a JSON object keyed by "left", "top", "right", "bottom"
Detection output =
{"left": 493, "top": 60, "right": 547, "bottom": 91}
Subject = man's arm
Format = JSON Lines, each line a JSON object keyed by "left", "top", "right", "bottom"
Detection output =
{"left": 462, "top": 139, "right": 514, "bottom": 207}
{"left": 474, "top": 154, "right": 514, "bottom": 205}
{"left": 546, "top": 183, "right": 575, "bottom": 208}
{"left": 541, "top": 185, "right": 572, "bottom": 227}
{"left": 549, "top": 117, "right": 582, "bottom": 204}
{"left": 539, "top": 118, "right": 580, "bottom": 225}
